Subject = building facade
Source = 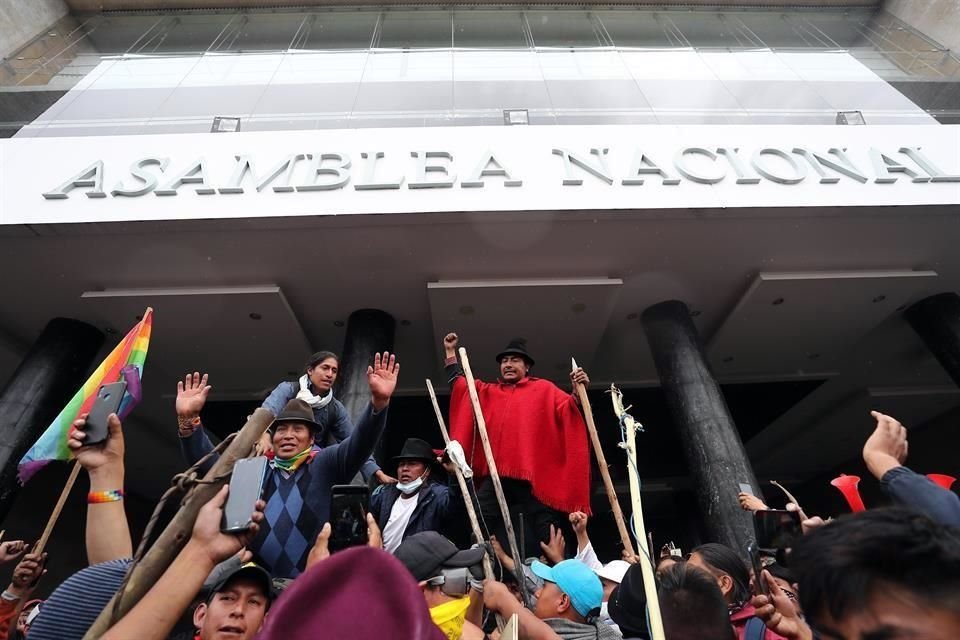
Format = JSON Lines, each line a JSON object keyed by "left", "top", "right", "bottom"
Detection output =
{"left": 1, "top": 0, "right": 959, "bottom": 584}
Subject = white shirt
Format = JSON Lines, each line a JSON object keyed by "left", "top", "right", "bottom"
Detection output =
{"left": 383, "top": 492, "right": 420, "bottom": 553}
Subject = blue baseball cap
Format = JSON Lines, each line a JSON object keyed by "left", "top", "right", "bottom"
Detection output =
{"left": 530, "top": 559, "right": 603, "bottom": 618}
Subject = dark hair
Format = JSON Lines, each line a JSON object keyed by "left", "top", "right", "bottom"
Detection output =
{"left": 691, "top": 543, "right": 751, "bottom": 606}
{"left": 656, "top": 555, "right": 684, "bottom": 571}
{"left": 765, "top": 562, "right": 794, "bottom": 585}
{"left": 659, "top": 563, "right": 734, "bottom": 640}
{"left": 791, "top": 507, "right": 960, "bottom": 628}
{"left": 306, "top": 351, "right": 339, "bottom": 370}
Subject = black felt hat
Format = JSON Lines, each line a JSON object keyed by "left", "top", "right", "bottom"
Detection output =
{"left": 607, "top": 564, "right": 649, "bottom": 636}
{"left": 392, "top": 438, "right": 439, "bottom": 464}
{"left": 495, "top": 338, "right": 535, "bottom": 366}
{"left": 267, "top": 399, "right": 321, "bottom": 433}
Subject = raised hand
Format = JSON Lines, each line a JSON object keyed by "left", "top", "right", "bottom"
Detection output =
{"left": 366, "top": 512, "right": 383, "bottom": 550}
{"left": 11, "top": 552, "right": 47, "bottom": 591}
{"left": 569, "top": 367, "right": 590, "bottom": 387}
{"left": 69, "top": 413, "right": 125, "bottom": 475}
{"left": 489, "top": 535, "right": 515, "bottom": 573}
{"left": 751, "top": 570, "right": 813, "bottom": 640}
{"left": 367, "top": 352, "right": 399, "bottom": 411}
{"left": 191, "top": 485, "right": 264, "bottom": 567}
{"left": 176, "top": 372, "right": 212, "bottom": 419}
{"left": 443, "top": 333, "right": 459, "bottom": 357}
{"left": 0, "top": 540, "right": 27, "bottom": 564}
{"left": 863, "top": 411, "right": 908, "bottom": 480}
{"left": 307, "top": 523, "right": 332, "bottom": 570}
{"left": 539, "top": 524, "right": 566, "bottom": 565}
{"left": 739, "top": 492, "right": 770, "bottom": 512}
{"left": 568, "top": 511, "right": 588, "bottom": 536}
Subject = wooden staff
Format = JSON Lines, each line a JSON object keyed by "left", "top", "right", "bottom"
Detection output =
{"left": 34, "top": 461, "right": 82, "bottom": 556}
{"left": 458, "top": 347, "right": 530, "bottom": 607}
{"left": 425, "top": 378, "right": 495, "bottom": 580}
{"left": 611, "top": 385, "right": 666, "bottom": 640}
{"left": 85, "top": 408, "right": 274, "bottom": 639}
{"left": 571, "top": 358, "right": 635, "bottom": 558}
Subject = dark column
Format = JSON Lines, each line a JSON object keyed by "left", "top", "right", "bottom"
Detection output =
{"left": 905, "top": 292, "right": 960, "bottom": 388}
{"left": 641, "top": 300, "right": 758, "bottom": 555}
{"left": 336, "top": 309, "right": 396, "bottom": 422}
{"left": 0, "top": 318, "right": 104, "bottom": 523}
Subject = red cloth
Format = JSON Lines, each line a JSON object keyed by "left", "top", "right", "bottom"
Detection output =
{"left": 449, "top": 375, "right": 591, "bottom": 514}
{"left": 730, "top": 603, "right": 790, "bottom": 640}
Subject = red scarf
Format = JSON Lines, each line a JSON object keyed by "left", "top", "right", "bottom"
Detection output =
{"left": 448, "top": 376, "right": 591, "bottom": 514}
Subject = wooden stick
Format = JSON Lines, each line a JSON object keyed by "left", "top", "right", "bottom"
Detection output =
{"left": 425, "top": 379, "right": 495, "bottom": 580}
{"left": 612, "top": 385, "right": 666, "bottom": 640}
{"left": 571, "top": 358, "right": 635, "bottom": 558}
{"left": 458, "top": 347, "right": 530, "bottom": 607}
{"left": 34, "top": 461, "right": 82, "bottom": 556}
{"left": 85, "top": 408, "right": 274, "bottom": 639}
{"left": 770, "top": 480, "right": 808, "bottom": 519}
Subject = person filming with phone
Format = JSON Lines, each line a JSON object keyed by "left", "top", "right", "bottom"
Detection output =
{"left": 177, "top": 352, "right": 400, "bottom": 578}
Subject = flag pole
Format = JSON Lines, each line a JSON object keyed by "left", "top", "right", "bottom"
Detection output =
{"left": 571, "top": 358, "right": 635, "bottom": 559}
{"left": 426, "top": 379, "right": 495, "bottom": 580}
{"left": 33, "top": 461, "right": 81, "bottom": 556}
{"left": 458, "top": 347, "right": 531, "bottom": 608}
{"left": 611, "top": 385, "right": 666, "bottom": 640}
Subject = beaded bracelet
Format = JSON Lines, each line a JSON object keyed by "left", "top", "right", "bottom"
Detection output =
{"left": 88, "top": 489, "right": 124, "bottom": 504}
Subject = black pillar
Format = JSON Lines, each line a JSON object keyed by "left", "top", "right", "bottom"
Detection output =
{"left": 905, "top": 292, "right": 960, "bottom": 388}
{"left": 641, "top": 300, "right": 758, "bottom": 555}
{"left": 0, "top": 318, "right": 104, "bottom": 523}
{"left": 336, "top": 310, "right": 396, "bottom": 479}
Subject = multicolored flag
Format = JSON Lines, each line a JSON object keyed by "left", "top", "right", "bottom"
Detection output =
{"left": 18, "top": 308, "right": 153, "bottom": 484}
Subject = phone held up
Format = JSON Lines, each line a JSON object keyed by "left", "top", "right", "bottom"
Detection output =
{"left": 746, "top": 540, "right": 768, "bottom": 597}
{"left": 222, "top": 456, "right": 269, "bottom": 534}
{"left": 329, "top": 485, "right": 369, "bottom": 553}
{"left": 85, "top": 381, "right": 128, "bottom": 445}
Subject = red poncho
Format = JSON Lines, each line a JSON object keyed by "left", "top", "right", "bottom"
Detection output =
{"left": 449, "top": 375, "right": 592, "bottom": 514}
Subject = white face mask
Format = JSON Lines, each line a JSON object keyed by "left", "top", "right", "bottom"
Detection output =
{"left": 397, "top": 471, "right": 427, "bottom": 495}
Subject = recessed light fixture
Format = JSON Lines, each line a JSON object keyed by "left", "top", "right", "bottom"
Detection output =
{"left": 249, "top": 312, "right": 262, "bottom": 320}
{"left": 772, "top": 298, "right": 785, "bottom": 306}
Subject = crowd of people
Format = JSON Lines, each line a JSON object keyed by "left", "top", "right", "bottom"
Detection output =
{"left": 0, "top": 334, "right": 957, "bottom": 640}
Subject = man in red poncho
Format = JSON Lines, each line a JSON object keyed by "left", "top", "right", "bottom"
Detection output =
{"left": 443, "top": 332, "right": 592, "bottom": 557}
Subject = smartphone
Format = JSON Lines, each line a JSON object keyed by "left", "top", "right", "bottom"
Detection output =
{"left": 753, "top": 509, "right": 802, "bottom": 550}
{"left": 747, "top": 541, "right": 768, "bottom": 597}
{"left": 329, "top": 485, "right": 369, "bottom": 552}
{"left": 738, "top": 483, "right": 754, "bottom": 496}
{"left": 85, "top": 381, "right": 127, "bottom": 445}
{"left": 221, "top": 456, "right": 268, "bottom": 534}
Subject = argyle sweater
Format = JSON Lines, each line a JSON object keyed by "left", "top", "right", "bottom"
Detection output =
{"left": 180, "top": 403, "right": 388, "bottom": 578}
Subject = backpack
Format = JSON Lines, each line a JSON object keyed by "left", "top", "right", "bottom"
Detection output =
{"left": 744, "top": 616, "right": 767, "bottom": 640}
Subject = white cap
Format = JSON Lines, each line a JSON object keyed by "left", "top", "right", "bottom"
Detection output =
{"left": 26, "top": 603, "right": 41, "bottom": 625}
{"left": 594, "top": 560, "right": 631, "bottom": 584}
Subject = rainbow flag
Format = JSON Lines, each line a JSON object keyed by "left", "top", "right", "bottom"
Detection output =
{"left": 18, "top": 308, "right": 153, "bottom": 484}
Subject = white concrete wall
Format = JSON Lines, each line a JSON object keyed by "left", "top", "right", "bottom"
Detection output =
{"left": 0, "top": 0, "right": 69, "bottom": 61}
{"left": 884, "top": 0, "right": 960, "bottom": 53}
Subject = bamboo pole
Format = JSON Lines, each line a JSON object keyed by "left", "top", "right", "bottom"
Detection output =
{"left": 84, "top": 408, "right": 274, "bottom": 639}
{"left": 34, "top": 461, "right": 82, "bottom": 556}
{"left": 571, "top": 358, "right": 635, "bottom": 558}
{"left": 458, "top": 347, "right": 530, "bottom": 607}
{"left": 612, "top": 385, "right": 666, "bottom": 640}
{"left": 425, "top": 378, "right": 495, "bottom": 580}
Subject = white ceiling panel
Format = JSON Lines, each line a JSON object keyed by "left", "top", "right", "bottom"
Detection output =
{"left": 427, "top": 278, "right": 622, "bottom": 383}
{"left": 708, "top": 270, "right": 939, "bottom": 379}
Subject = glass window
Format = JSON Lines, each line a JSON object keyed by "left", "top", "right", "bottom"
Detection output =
{"left": 295, "top": 12, "right": 379, "bottom": 50}
{"left": 660, "top": 11, "right": 757, "bottom": 48}
{"left": 527, "top": 11, "right": 605, "bottom": 48}
{"left": 129, "top": 14, "right": 236, "bottom": 54}
{"left": 596, "top": 12, "right": 672, "bottom": 48}
{"left": 210, "top": 13, "right": 307, "bottom": 52}
{"left": 378, "top": 11, "right": 451, "bottom": 49}
{"left": 453, "top": 11, "right": 528, "bottom": 48}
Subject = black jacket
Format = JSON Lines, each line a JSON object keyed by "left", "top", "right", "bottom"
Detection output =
{"left": 370, "top": 479, "right": 463, "bottom": 546}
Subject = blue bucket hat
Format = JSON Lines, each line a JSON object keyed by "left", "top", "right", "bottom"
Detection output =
{"left": 531, "top": 559, "right": 603, "bottom": 618}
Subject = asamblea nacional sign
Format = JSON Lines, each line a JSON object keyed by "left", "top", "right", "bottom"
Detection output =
{"left": 1, "top": 124, "right": 959, "bottom": 225}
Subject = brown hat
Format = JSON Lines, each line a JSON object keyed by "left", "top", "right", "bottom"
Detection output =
{"left": 268, "top": 399, "right": 321, "bottom": 433}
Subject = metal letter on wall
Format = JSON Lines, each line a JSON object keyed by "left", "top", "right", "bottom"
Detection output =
{"left": 408, "top": 151, "right": 456, "bottom": 189}
{"left": 621, "top": 151, "right": 680, "bottom": 186}
{"left": 461, "top": 151, "right": 522, "bottom": 188}
{"left": 791, "top": 148, "right": 867, "bottom": 184}
{"left": 751, "top": 148, "right": 807, "bottom": 185}
{"left": 716, "top": 148, "right": 760, "bottom": 184}
{"left": 552, "top": 148, "right": 613, "bottom": 186}
{"left": 297, "top": 153, "right": 352, "bottom": 192}
{"left": 673, "top": 147, "right": 727, "bottom": 184}
{"left": 898, "top": 147, "right": 960, "bottom": 183}
{"left": 154, "top": 159, "right": 217, "bottom": 196}
{"left": 354, "top": 152, "right": 404, "bottom": 191}
{"left": 869, "top": 148, "right": 928, "bottom": 184}
{"left": 42, "top": 161, "right": 106, "bottom": 199}
{"left": 111, "top": 158, "right": 169, "bottom": 197}
{"left": 218, "top": 154, "right": 307, "bottom": 194}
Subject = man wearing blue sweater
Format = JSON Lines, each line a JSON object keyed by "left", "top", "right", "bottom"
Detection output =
{"left": 176, "top": 352, "right": 399, "bottom": 578}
